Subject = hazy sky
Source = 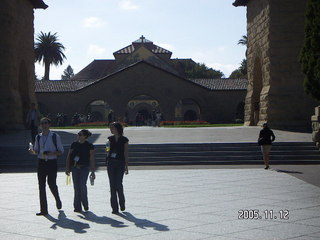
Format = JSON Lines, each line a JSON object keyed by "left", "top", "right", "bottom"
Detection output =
{"left": 34, "top": 0, "right": 247, "bottom": 79}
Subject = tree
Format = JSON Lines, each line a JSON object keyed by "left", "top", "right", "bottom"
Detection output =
{"left": 172, "top": 60, "right": 224, "bottom": 78}
{"left": 35, "top": 31, "right": 66, "bottom": 80}
{"left": 237, "top": 35, "right": 247, "bottom": 46}
{"left": 61, "top": 65, "right": 75, "bottom": 80}
{"left": 229, "top": 59, "right": 247, "bottom": 78}
{"left": 299, "top": 0, "right": 320, "bottom": 101}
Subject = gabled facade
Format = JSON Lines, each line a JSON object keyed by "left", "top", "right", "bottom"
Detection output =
{"left": 35, "top": 36, "right": 247, "bottom": 125}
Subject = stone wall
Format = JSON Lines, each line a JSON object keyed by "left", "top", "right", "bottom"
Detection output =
{"left": 0, "top": 0, "right": 37, "bottom": 131}
{"left": 244, "top": 0, "right": 318, "bottom": 130}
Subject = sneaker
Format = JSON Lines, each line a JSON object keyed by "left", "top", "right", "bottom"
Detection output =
{"left": 112, "top": 210, "right": 119, "bottom": 214}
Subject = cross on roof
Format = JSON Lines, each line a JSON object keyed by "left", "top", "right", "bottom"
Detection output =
{"left": 140, "top": 35, "right": 145, "bottom": 42}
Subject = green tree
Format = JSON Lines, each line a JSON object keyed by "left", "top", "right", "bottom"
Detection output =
{"left": 35, "top": 31, "right": 66, "bottom": 80}
{"left": 61, "top": 65, "right": 75, "bottom": 80}
{"left": 237, "top": 35, "right": 247, "bottom": 46}
{"left": 229, "top": 59, "right": 247, "bottom": 78}
{"left": 173, "top": 60, "right": 224, "bottom": 78}
{"left": 299, "top": 0, "right": 320, "bottom": 101}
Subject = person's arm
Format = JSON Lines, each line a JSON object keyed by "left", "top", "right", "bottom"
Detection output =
{"left": 124, "top": 142, "right": 129, "bottom": 175}
{"left": 51, "top": 134, "right": 64, "bottom": 156}
{"left": 65, "top": 149, "right": 73, "bottom": 175}
{"left": 271, "top": 131, "right": 275, "bottom": 142}
{"left": 89, "top": 148, "right": 96, "bottom": 179}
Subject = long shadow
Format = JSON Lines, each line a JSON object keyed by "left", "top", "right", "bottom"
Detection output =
{"left": 275, "top": 169, "right": 303, "bottom": 174}
{"left": 78, "top": 211, "right": 127, "bottom": 228}
{"left": 117, "top": 212, "right": 169, "bottom": 231}
{"left": 45, "top": 210, "right": 90, "bottom": 233}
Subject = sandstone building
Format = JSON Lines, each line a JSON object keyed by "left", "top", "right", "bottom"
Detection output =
{"left": 0, "top": 0, "right": 47, "bottom": 131}
{"left": 233, "top": 0, "right": 318, "bottom": 130}
{"left": 35, "top": 36, "right": 247, "bottom": 125}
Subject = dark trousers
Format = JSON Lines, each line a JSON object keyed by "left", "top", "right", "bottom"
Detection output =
{"left": 72, "top": 166, "right": 89, "bottom": 211}
{"left": 107, "top": 160, "right": 125, "bottom": 211}
{"left": 37, "top": 159, "right": 61, "bottom": 213}
{"left": 30, "top": 120, "right": 38, "bottom": 143}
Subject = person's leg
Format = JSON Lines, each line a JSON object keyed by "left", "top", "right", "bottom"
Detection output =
{"left": 37, "top": 160, "right": 48, "bottom": 214}
{"left": 115, "top": 163, "right": 125, "bottom": 211}
{"left": 72, "top": 167, "right": 82, "bottom": 211}
{"left": 107, "top": 161, "right": 119, "bottom": 213}
{"left": 79, "top": 167, "right": 90, "bottom": 211}
{"left": 47, "top": 160, "right": 62, "bottom": 209}
{"left": 261, "top": 145, "right": 270, "bottom": 169}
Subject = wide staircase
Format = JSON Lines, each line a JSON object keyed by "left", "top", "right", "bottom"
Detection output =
{"left": 1, "top": 142, "right": 319, "bottom": 171}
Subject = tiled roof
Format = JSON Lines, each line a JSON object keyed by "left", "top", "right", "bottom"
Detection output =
{"left": 35, "top": 77, "right": 247, "bottom": 93}
{"left": 71, "top": 60, "right": 116, "bottom": 81}
{"left": 114, "top": 37, "right": 171, "bottom": 55}
{"left": 35, "top": 79, "right": 98, "bottom": 92}
{"left": 189, "top": 78, "right": 248, "bottom": 90}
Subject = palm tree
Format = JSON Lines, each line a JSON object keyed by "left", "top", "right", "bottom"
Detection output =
{"left": 35, "top": 31, "right": 66, "bottom": 80}
{"left": 237, "top": 35, "right": 248, "bottom": 46}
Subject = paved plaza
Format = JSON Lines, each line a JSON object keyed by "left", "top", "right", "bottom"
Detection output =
{"left": 0, "top": 127, "right": 320, "bottom": 239}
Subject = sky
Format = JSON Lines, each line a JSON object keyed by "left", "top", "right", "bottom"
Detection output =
{"left": 34, "top": 0, "right": 247, "bottom": 80}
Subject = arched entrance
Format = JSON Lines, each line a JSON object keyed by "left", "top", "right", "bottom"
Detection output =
{"left": 86, "top": 100, "right": 113, "bottom": 123}
{"left": 250, "top": 57, "right": 263, "bottom": 125}
{"left": 127, "top": 95, "right": 160, "bottom": 126}
{"left": 175, "top": 98, "right": 200, "bottom": 121}
{"left": 19, "top": 60, "right": 30, "bottom": 120}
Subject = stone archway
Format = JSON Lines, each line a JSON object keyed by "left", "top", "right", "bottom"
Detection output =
{"left": 127, "top": 95, "right": 160, "bottom": 125}
{"left": 175, "top": 98, "right": 201, "bottom": 121}
{"left": 250, "top": 57, "right": 263, "bottom": 126}
{"left": 19, "top": 60, "right": 30, "bottom": 120}
{"left": 85, "top": 100, "right": 113, "bottom": 122}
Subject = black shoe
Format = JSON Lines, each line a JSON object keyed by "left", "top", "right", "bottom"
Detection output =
{"left": 120, "top": 205, "right": 125, "bottom": 211}
{"left": 112, "top": 210, "right": 119, "bottom": 214}
{"left": 56, "top": 200, "right": 62, "bottom": 210}
{"left": 264, "top": 166, "right": 270, "bottom": 170}
{"left": 36, "top": 212, "right": 48, "bottom": 216}
{"left": 84, "top": 206, "right": 89, "bottom": 211}
{"left": 74, "top": 209, "right": 82, "bottom": 213}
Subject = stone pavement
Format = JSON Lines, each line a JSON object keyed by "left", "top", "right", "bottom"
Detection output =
{"left": 1, "top": 168, "right": 320, "bottom": 240}
{"left": 0, "top": 127, "right": 319, "bottom": 239}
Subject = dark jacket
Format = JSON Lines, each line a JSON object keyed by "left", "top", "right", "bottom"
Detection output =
{"left": 258, "top": 128, "right": 275, "bottom": 145}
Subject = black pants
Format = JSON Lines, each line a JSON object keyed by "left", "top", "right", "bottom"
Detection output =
{"left": 37, "top": 159, "right": 61, "bottom": 213}
{"left": 107, "top": 159, "right": 125, "bottom": 211}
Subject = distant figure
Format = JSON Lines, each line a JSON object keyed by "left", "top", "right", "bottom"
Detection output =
{"left": 30, "top": 117, "right": 64, "bottom": 216}
{"left": 65, "top": 129, "right": 96, "bottom": 212}
{"left": 258, "top": 123, "right": 275, "bottom": 169}
{"left": 106, "top": 122, "right": 129, "bottom": 214}
{"left": 26, "top": 103, "right": 42, "bottom": 143}
{"left": 108, "top": 111, "right": 114, "bottom": 124}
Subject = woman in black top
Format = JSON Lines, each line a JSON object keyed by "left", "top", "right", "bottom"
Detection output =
{"left": 106, "top": 122, "right": 129, "bottom": 214}
{"left": 66, "top": 129, "right": 95, "bottom": 212}
{"left": 258, "top": 123, "right": 275, "bottom": 169}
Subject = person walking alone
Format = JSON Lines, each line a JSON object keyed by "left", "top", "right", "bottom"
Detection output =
{"left": 66, "top": 129, "right": 96, "bottom": 212}
{"left": 258, "top": 123, "right": 275, "bottom": 169}
{"left": 106, "top": 122, "right": 129, "bottom": 214}
{"left": 31, "top": 117, "right": 64, "bottom": 216}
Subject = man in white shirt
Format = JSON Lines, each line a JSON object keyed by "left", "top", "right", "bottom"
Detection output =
{"left": 32, "top": 117, "right": 64, "bottom": 216}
